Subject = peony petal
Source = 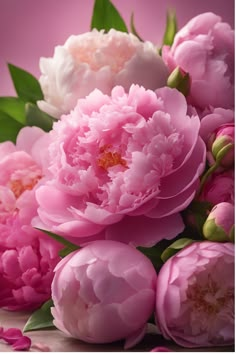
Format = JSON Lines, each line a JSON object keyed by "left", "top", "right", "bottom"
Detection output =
{"left": 106, "top": 214, "right": 184, "bottom": 247}
{"left": 158, "top": 138, "right": 206, "bottom": 198}
{"left": 124, "top": 325, "right": 147, "bottom": 349}
{"left": 12, "top": 336, "right": 31, "bottom": 351}
{"left": 147, "top": 180, "right": 199, "bottom": 218}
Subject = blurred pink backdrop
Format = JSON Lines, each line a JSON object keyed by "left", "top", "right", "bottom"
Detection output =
{"left": 0, "top": 0, "right": 234, "bottom": 96}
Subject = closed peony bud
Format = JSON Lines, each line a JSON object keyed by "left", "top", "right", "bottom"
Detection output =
{"left": 167, "top": 66, "right": 190, "bottom": 96}
{"left": 211, "top": 124, "right": 234, "bottom": 167}
{"left": 203, "top": 202, "right": 234, "bottom": 242}
{"left": 51, "top": 240, "right": 157, "bottom": 348}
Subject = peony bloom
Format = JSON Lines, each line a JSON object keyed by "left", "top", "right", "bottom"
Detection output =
{"left": 34, "top": 85, "right": 206, "bottom": 247}
{"left": 199, "top": 169, "right": 234, "bottom": 206}
{"left": 162, "top": 13, "right": 234, "bottom": 110}
{"left": 0, "top": 127, "right": 62, "bottom": 311}
{"left": 155, "top": 241, "right": 234, "bottom": 348}
{"left": 203, "top": 202, "right": 234, "bottom": 242}
{"left": 51, "top": 240, "right": 157, "bottom": 348}
{"left": 0, "top": 229, "right": 62, "bottom": 311}
{"left": 37, "top": 29, "right": 168, "bottom": 118}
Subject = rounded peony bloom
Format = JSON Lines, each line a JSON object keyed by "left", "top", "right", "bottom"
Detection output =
{"left": 203, "top": 202, "right": 234, "bottom": 242}
{"left": 199, "top": 169, "right": 234, "bottom": 206}
{"left": 37, "top": 29, "right": 168, "bottom": 118}
{"left": 51, "top": 240, "right": 157, "bottom": 348}
{"left": 0, "top": 127, "right": 62, "bottom": 311}
{"left": 162, "top": 13, "right": 235, "bottom": 110}
{"left": 34, "top": 85, "right": 206, "bottom": 247}
{"left": 155, "top": 241, "right": 234, "bottom": 348}
{"left": 0, "top": 233, "right": 61, "bottom": 311}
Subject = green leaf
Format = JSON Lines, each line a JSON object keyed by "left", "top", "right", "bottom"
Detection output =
{"left": 25, "top": 103, "right": 56, "bottom": 132}
{"left": 130, "top": 13, "right": 144, "bottom": 41}
{"left": 91, "top": 0, "right": 128, "bottom": 32}
{"left": 0, "top": 111, "right": 24, "bottom": 143}
{"left": 8, "top": 63, "right": 43, "bottom": 103}
{"left": 36, "top": 228, "right": 80, "bottom": 251}
{"left": 0, "top": 97, "right": 26, "bottom": 124}
{"left": 162, "top": 9, "right": 177, "bottom": 46}
{"left": 23, "top": 299, "right": 55, "bottom": 332}
{"left": 59, "top": 245, "right": 79, "bottom": 258}
{"left": 161, "top": 238, "right": 194, "bottom": 262}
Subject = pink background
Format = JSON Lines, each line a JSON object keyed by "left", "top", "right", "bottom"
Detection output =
{"left": 0, "top": 0, "right": 234, "bottom": 96}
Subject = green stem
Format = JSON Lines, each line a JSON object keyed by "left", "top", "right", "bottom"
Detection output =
{"left": 198, "top": 162, "right": 220, "bottom": 197}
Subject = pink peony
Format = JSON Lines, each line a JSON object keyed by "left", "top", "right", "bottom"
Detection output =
{"left": 0, "top": 127, "right": 62, "bottom": 311}
{"left": 51, "top": 240, "right": 157, "bottom": 348}
{"left": 34, "top": 85, "right": 206, "bottom": 247}
{"left": 162, "top": 13, "right": 234, "bottom": 110}
{"left": 199, "top": 169, "right": 234, "bottom": 206}
{"left": 0, "top": 229, "right": 61, "bottom": 311}
{"left": 38, "top": 29, "right": 168, "bottom": 118}
{"left": 203, "top": 202, "right": 234, "bottom": 242}
{"left": 155, "top": 241, "right": 234, "bottom": 348}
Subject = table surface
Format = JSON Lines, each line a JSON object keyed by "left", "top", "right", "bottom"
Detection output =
{"left": 0, "top": 309, "right": 234, "bottom": 352}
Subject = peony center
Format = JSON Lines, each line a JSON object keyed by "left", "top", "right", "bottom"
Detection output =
{"left": 68, "top": 37, "right": 136, "bottom": 73}
{"left": 97, "top": 145, "right": 127, "bottom": 171}
{"left": 9, "top": 177, "right": 41, "bottom": 199}
{"left": 186, "top": 274, "right": 233, "bottom": 315}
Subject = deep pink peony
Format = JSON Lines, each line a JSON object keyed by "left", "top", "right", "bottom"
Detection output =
{"left": 38, "top": 29, "right": 168, "bottom": 118}
{"left": 155, "top": 241, "right": 234, "bottom": 348}
{"left": 34, "top": 85, "right": 206, "bottom": 247}
{"left": 162, "top": 13, "right": 234, "bottom": 110}
{"left": 0, "top": 127, "right": 62, "bottom": 311}
{"left": 51, "top": 240, "right": 157, "bottom": 348}
{"left": 199, "top": 169, "right": 234, "bottom": 206}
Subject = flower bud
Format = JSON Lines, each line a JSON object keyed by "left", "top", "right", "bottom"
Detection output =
{"left": 211, "top": 123, "right": 234, "bottom": 167}
{"left": 167, "top": 66, "right": 190, "bottom": 96}
{"left": 203, "top": 202, "right": 234, "bottom": 242}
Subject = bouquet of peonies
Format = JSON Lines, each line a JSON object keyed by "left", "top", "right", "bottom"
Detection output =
{"left": 0, "top": 0, "right": 234, "bottom": 351}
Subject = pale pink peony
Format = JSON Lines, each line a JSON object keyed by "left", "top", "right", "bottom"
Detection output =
{"left": 203, "top": 202, "right": 234, "bottom": 242}
{"left": 51, "top": 240, "right": 157, "bottom": 348}
{"left": 34, "top": 85, "right": 206, "bottom": 247}
{"left": 0, "top": 127, "right": 62, "bottom": 311}
{"left": 199, "top": 169, "right": 234, "bottom": 205}
{"left": 155, "top": 241, "right": 234, "bottom": 348}
{"left": 162, "top": 13, "right": 234, "bottom": 110}
{"left": 37, "top": 29, "right": 168, "bottom": 118}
